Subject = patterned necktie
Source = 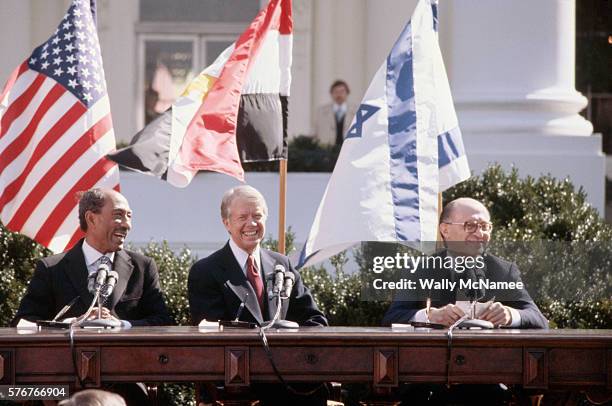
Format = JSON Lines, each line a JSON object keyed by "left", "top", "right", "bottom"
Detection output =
{"left": 99, "top": 255, "right": 111, "bottom": 266}
{"left": 246, "top": 255, "right": 264, "bottom": 311}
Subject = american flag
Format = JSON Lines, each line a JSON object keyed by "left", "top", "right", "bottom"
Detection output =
{"left": 0, "top": 0, "right": 119, "bottom": 253}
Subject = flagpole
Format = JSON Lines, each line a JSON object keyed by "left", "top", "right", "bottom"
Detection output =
{"left": 437, "top": 193, "right": 443, "bottom": 250}
{"left": 278, "top": 159, "right": 288, "bottom": 254}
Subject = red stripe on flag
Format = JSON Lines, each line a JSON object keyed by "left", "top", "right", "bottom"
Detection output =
{"left": 180, "top": 0, "right": 284, "bottom": 181}
{"left": 0, "top": 62, "right": 28, "bottom": 106}
{"left": 0, "top": 83, "right": 66, "bottom": 174}
{"left": 279, "top": 0, "right": 293, "bottom": 35}
{"left": 0, "top": 72, "right": 46, "bottom": 140}
{"left": 6, "top": 114, "right": 112, "bottom": 231}
{"left": 0, "top": 101, "right": 85, "bottom": 213}
{"left": 34, "top": 157, "right": 117, "bottom": 248}
{"left": 63, "top": 181, "right": 119, "bottom": 252}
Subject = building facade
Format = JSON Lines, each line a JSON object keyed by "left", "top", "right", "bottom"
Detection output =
{"left": 0, "top": 0, "right": 603, "bottom": 251}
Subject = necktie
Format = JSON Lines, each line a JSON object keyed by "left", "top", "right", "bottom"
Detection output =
{"left": 246, "top": 255, "right": 264, "bottom": 311}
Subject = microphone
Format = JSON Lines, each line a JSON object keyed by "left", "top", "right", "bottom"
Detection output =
{"left": 88, "top": 261, "right": 110, "bottom": 294}
{"left": 101, "top": 270, "right": 119, "bottom": 299}
{"left": 463, "top": 267, "right": 480, "bottom": 302}
{"left": 282, "top": 273, "right": 295, "bottom": 299}
{"left": 473, "top": 267, "right": 486, "bottom": 301}
{"left": 273, "top": 264, "right": 285, "bottom": 296}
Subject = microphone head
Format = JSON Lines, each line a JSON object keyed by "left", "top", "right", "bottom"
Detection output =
{"left": 282, "top": 272, "right": 295, "bottom": 298}
{"left": 94, "top": 263, "right": 110, "bottom": 291}
{"left": 101, "top": 271, "right": 119, "bottom": 298}
{"left": 87, "top": 273, "right": 97, "bottom": 293}
{"left": 106, "top": 270, "right": 119, "bottom": 284}
{"left": 273, "top": 264, "right": 286, "bottom": 295}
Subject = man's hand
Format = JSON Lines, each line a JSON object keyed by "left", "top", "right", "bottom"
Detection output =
{"left": 428, "top": 304, "right": 465, "bottom": 326}
{"left": 479, "top": 302, "right": 512, "bottom": 327}
{"left": 79, "top": 307, "right": 118, "bottom": 322}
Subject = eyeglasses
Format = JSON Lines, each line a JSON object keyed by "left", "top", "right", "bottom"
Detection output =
{"left": 443, "top": 220, "right": 493, "bottom": 233}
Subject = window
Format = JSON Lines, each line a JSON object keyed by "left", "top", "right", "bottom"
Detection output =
{"left": 137, "top": 0, "right": 260, "bottom": 127}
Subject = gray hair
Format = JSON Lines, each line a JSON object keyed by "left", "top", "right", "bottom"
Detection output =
{"left": 58, "top": 389, "right": 126, "bottom": 406}
{"left": 78, "top": 188, "right": 107, "bottom": 231}
{"left": 221, "top": 185, "right": 268, "bottom": 220}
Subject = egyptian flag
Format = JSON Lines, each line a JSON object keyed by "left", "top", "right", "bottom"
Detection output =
{"left": 108, "top": 0, "right": 292, "bottom": 187}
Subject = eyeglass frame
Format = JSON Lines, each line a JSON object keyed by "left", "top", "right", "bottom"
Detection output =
{"left": 442, "top": 220, "right": 493, "bottom": 233}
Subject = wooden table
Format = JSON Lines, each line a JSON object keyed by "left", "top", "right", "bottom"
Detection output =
{"left": 0, "top": 327, "right": 609, "bottom": 404}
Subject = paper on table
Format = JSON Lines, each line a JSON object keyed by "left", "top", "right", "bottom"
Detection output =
{"left": 198, "top": 319, "right": 220, "bottom": 330}
{"left": 16, "top": 319, "right": 38, "bottom": 328}
{"left": 391, "top": 323, "right": 415, "bottom": 330}
{"left": 456, "top": 300, "right": 495, "bottom": 319}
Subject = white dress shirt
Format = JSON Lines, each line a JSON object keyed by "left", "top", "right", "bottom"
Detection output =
{"left": 228, "top": 238, "right": 262, "bottom": 277}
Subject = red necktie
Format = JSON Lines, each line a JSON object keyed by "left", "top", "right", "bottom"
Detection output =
{"left": 246, "top": 255, "right": 264, "bottom": 311}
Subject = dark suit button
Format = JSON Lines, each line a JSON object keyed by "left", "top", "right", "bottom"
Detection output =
{"left": 158, "top": 354, "right": 169, "bottom": 365}
{"left": 455, "top": 355, "right": 466, "bottom": 366}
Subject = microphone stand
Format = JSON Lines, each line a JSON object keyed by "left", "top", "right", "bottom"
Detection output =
{"left": 80, "top": 292, "right": 121, "bottom": 329}
{"left": 262, "top": 294, "right": 299, "bottom": 330}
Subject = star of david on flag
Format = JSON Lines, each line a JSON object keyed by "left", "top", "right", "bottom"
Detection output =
{"left": 297, "top": 0, "right": 470, "bottom": 268}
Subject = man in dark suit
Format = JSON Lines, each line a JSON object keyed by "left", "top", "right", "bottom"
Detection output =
{"left": 13, "top": 188, "right": 172, "bottom": 327}
{"left": 383, "top": 197, "right": 547, "bottom": 329}
{"left": 189, "top": 185, "right": 328, "bottom": 405}
{"left": 188, "top": 185, "right": 327, "bottom": 327}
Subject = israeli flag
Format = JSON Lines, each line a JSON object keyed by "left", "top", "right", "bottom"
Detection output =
{"left": 297, "top": 0, "right": 469, "bottom": 268}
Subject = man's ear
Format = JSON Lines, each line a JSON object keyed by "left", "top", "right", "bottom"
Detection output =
{"left": 85, "top": 210, "right": 96, "bottom": 230}
{"left": 222, "top": 217, "right": 231, "bottom": 233}
{"left": 439, "top": 223, "right": 449, "bottom": 240}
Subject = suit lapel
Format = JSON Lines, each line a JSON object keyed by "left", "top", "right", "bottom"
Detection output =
{"left": 63, "top": 240, "right": 94, "bottom": 308}
{"left": 221, "top": 243, "right": 264, "bottom": 325}
{"left": 106, "top": 249, "right": 134, "bottom": 310}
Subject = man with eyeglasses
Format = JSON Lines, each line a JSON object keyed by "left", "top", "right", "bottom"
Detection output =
{"left": 383, "top": 197, "right": 548, "bottom": 329}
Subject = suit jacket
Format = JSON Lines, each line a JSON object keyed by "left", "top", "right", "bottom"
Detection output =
{"left": 382, "top": 252, "right": 548, "bottom": 329}
{"left": 12, "top": 240, "right": 172, "bottom": 327}
{"left": 188, "top": 242, "right": 327, "bottom": 326}
{"left": 313, "top": 102, "right": 358, "bottom": 147}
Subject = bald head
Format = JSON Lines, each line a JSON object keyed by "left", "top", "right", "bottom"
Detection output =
{"left": 439, "top": 197, "right": 492, "bottom": 255}
{"left": 440, "top": 197, "right": 490, "bottom": 225}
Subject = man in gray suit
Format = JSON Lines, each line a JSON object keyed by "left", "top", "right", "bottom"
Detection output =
{"left": 313, "top": 80, "right": 358, "bottom": 148}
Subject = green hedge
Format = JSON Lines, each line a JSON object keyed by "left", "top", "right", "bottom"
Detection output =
{"left": 1, "top": 165, "right": 610, "bottom": 329}
{"left": 241, "top": 136, "right": 340, "bottom": 172}
{"left": 0, "top": 165, "right": 610, "bottom": 405}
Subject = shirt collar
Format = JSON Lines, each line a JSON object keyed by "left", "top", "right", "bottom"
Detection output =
{"left": 333, "top": 103, "right": 347, "bottom": 114}
{"left": 82, "top": 239, "right": 115, "bottom": 267}
{"left": 228, "top": 238, "right": 261, "bottom": 275}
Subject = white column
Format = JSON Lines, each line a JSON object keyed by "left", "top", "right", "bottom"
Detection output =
{"left": 441, "top": 0, "right": 603, "bottom": 213}
{"left": 0, "top": 1, "right": 31, "bottom": 81}
{"left": 288, "top": 0, "right": 313, "bottom": 138}
{"left": 445, "top": 0, "right": 592, "bottom": 137}
{"left": 309, "top": 0, "right": 366, "bottom": 134}
{"left": 96, "top": 0, "right": 139, "bottom": 143}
